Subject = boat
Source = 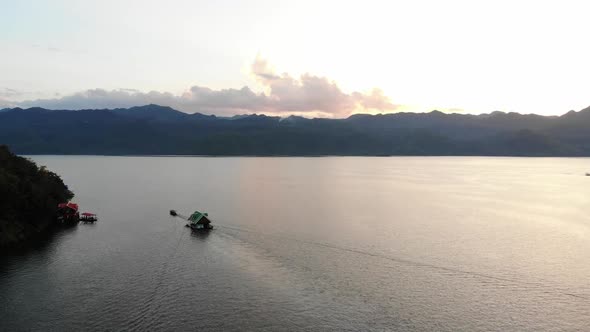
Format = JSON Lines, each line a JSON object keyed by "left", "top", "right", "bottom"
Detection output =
{"left": 57, "top": 202, "right": 79, "bottom": 224}
{"left": 80, "top": 212, "right": 98, "bottom": 223}
{"left": 170, "top": 209, "right": 213, "bottom": 230}
{"left": 186, "top": 210, "right": 213, "bottom": 230}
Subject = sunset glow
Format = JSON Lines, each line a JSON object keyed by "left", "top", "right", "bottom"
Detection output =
{"left": 1, "top": 0, "right": 589, "bottom": 116}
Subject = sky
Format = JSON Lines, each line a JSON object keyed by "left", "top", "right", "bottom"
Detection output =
{"left": 1, "top": 0, "right": 589, "bottom": 117}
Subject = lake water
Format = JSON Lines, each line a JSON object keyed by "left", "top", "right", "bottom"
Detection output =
{"left": 1, "top": 156, "right": 590, "bottom": 331}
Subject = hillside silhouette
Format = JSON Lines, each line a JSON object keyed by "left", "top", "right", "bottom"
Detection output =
{"left": 1, "top": 105, "right": 589, "bottom": 156}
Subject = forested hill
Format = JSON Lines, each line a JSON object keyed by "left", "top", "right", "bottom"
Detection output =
{"left": 0, "top": 145, "right": 73, "bottom": 247}
{"left": 1, "top": 104, "right": 590, "bottom": 156}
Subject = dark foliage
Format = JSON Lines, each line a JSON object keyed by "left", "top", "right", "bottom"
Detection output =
{"left": 0, "top": 145, "right": 73, "bottom": 247}
{"left": 1, "top": 104, "right": 590, "bottom": 156}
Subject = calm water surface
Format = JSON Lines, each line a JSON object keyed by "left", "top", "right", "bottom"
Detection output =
{"left": 1, "top": 156, "right": 590, "bottom": 331}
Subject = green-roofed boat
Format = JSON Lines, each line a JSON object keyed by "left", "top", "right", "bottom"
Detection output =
{"left": 170, "top": 209, "right": 213, "bottom": 230}
{"left": 186, "top": 211, "right": 213, "bottom": 230}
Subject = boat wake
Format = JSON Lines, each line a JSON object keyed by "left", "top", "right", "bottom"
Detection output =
{"left": 214, "top": 222, "right": 590, "bottom": 301}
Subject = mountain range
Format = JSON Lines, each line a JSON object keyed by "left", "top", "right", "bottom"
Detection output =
{"left": 1, "top": 104, "right": 590, "bottom": 156}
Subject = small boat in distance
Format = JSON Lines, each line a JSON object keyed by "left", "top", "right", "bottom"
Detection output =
{"left": 80, "top": 212, "right": 98, "bottom": 223}
{"left": 586, "top": 173, "right": 590, "bottom": 176}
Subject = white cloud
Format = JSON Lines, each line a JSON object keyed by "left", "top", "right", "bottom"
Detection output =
{"left": 0, "top": 99, "right": 15, "bottom": 108}
{"left": 0, "top": 88, "right": 24, "bottom": 99}
{"left": 14, "top": 57, "right": 398, "bottom": 117}
{"left": 250, "top": 56, "right": 397, "bottom": 116}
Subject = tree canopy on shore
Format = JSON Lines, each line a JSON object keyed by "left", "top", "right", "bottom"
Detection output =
{"left": 0, "top": 145, "right": 73, "bottom": 247}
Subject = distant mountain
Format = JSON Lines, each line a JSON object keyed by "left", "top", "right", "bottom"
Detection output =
{"left": 111, "top": 104, "right": 191, "bottom": 122}
{"left": 1, "top": 105, "right": 590, "bottom": 156}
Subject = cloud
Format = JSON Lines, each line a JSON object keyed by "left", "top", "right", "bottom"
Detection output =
{"left": 14, "top": 57, "right": 399, "bottom": 117}
{"left": 16, "top": 87, "right": 269, "bottom": 116}
{"left": 182, "top": 86, "right": 269, "bottom": 113}
{"left": 0, "top": 89, "right": 23, "bottom": 108}
{"left": 0, "top": 88, "right": 24, "bottom": 98}
{"left": 0, "top": 99, "right": 15, "bottom": 108}
{"left": 250, "top": 56, "right": 398, "bottom": 116}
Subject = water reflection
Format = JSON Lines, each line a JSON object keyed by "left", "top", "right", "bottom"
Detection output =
{"left": 189, "top": 229, "right": 212, "bottom": 241}
{"left": 2, "top": 223, "right": 79, "bottom": 254}
{"left": 0, "top": 224, "right": 79, "bottom": 275}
